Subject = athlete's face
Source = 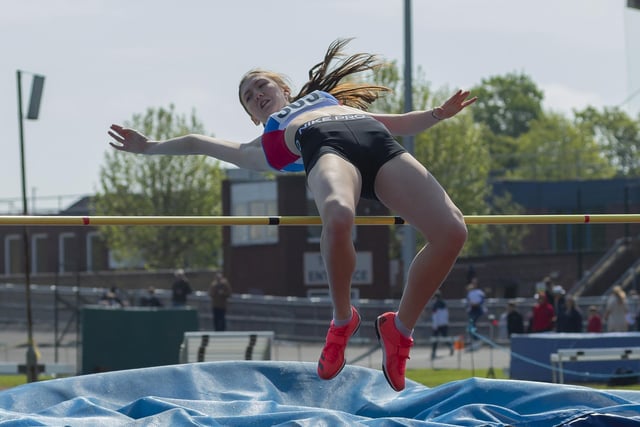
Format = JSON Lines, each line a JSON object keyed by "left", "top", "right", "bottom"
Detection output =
{"left": 240, "top": 75, "right": 290, "bottom": 125}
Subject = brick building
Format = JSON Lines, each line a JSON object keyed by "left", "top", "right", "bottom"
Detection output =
{"left": 220, "top": 170, "right": 393, "bottom": 299}
{"left": 1, "top": 175, "right": 639, "bottom": 300}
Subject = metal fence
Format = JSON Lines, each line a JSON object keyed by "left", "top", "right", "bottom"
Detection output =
{"left": 1, "top": 282, "right": 609, "bottom": 347}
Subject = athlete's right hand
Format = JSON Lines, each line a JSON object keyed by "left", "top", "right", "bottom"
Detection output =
{"left": 108, "top": 124, "right": 150, "bottom": 153}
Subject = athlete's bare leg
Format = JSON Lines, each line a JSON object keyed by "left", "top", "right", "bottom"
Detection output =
{"left": 306, "top": 154, "right": 362, "bottom": 321}
{"left": 375, "top": 153, "right": 467, "bottom": 330}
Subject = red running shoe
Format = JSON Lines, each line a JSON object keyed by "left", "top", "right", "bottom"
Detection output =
{"left": 317, "top": 306, "right": 361, "bottom": 380}
{"left": 375, "top": 312, "right": 414, "bottom": 391}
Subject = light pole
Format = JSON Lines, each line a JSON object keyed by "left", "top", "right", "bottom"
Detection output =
{"left": 401, "top": 0, "right": 416, "bottom": 285}
{"left": 16, "top": 69, "right": 45, "bottom": 383}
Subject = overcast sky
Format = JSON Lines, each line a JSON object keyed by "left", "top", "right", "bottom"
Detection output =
{"left": 1, "top": 0, "right": 638, "bottom": 212}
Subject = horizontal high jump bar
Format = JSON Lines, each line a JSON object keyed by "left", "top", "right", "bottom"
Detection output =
{"left": 0, "top": 214, "right": 639, "bottom": 226}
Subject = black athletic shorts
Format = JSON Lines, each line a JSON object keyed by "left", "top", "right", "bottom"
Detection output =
{"left": 295, "top": 115, "right": 407, "bottom": 201}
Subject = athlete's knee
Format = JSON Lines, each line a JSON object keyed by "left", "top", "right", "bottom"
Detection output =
{"left": 428, "top": 215, "right": 467, "bottom": 255}
{"left": 448, "top": 218, "right": 468, "bottom": 251}
{"left": 321, "top": 199, "right": 355, "bottom": 236}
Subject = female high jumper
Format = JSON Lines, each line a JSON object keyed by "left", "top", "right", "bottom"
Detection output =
{"left": 109, "top": 38, "right": 476, "bottom": 391}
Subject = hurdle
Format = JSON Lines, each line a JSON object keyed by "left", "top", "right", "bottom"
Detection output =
{"left": 1, "top": 214, "right": 640, "bottom": 226}
{"left": 550, "top": 347, "right": 640, "bottom": 384}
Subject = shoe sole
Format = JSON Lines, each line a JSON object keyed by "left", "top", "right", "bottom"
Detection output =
{"left": 319, "top": 318, "right": 361, "bottom": 380}
{"left": 375, "top": 317, "right": 402, "bottom": 392}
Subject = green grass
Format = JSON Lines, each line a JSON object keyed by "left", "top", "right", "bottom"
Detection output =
{"left": 406, "top": 369, "right": 640, "bottom": 390}
{"left": 0, "top": 375, "right": 59, "bottom": 391}
{"left": 406, "top": 368, "right": 508, "bottom": 387}
{"left": 0, "top": 375, "right": 31, "bottom": 390}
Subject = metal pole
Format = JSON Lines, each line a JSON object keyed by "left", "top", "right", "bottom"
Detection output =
{"left": 401, "top": 0, "right": 416, "bottom": 286}
{"left": 2, "top": 214, "right": 640, "bottom": 226}
{"left": 17, "top": 70, "right": 38, "bottom": 383}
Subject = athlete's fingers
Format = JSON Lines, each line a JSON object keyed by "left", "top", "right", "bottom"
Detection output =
{"left": 108, "top": 130, "right": 125, "bottom": 143}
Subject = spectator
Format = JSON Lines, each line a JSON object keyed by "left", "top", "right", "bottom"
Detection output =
{"left": 626, "top": 290, "right": 638, "bottom": 331}
{"left": 140, "top": 286, "right": 163, "bottom": 307}
{"left": 497, "top": 307, "right": 509, "bottom": 341}
{"left": 429, "top": 290, "right": 453, "bottom": 359}
{"left": 587, "top": 306, "right": 603, "bottom": 332}
{"left": 604, "top": 285, "right": 629, "bottom": 332}
{"left": 209, "top": 272, "right": 232, "bottom": 331}
{"left": 556, "top": 295, "right": 582, "bottom": 332}
{"left": 506, "top": 301, "right": 525, "bottom": 338}
{"left": 550, "top": 285, "right": 566, "bottom": 330}
{"left": 99, "top": 288, "right": 124, "bottom": 307}
{"left": 465, "top": 278, "right": 485, "bottom": 345}
{"left": 171, "top": 269, "right": 193, "bottom": 308}
{"left": 530, "top": 292, "right": 555, "bottom": 333}
{"left": 542, "top": 276, "right": 555, "bottom": 304}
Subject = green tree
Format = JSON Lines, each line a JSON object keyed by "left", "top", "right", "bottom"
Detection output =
{"left": 471, "top": 72, "right": 544, "bottom": 138}
{"left": 509, "top": 112, "right": 616, "bottom": 180}
{"left": 470, "top": 73, "right": 544, "bottom": 178}
{"left": 94, "top": 105, "right": 225, "bottom": 269}
{"left": 574, "top": 106, "right": 640, "bottom": 177}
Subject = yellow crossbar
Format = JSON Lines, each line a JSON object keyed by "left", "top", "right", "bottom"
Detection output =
{"left": 0, "top": 214, "right": 639, "bottom": 226}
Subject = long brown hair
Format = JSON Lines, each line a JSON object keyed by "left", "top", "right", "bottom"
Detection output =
{"left": 238, "top": 38, "right": 391, "bottom": 115}
{"left": 295, "top": 38, "right": 391, "bottom": 110}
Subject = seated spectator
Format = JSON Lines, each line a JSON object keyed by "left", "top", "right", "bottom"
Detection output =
{"left": 99, "top": 288, "right": 123, "bottom": 307}
{"left": 140, "top": 287, "right": 163, "bottom": 307}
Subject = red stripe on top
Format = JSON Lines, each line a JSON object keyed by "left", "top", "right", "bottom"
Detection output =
{"left": 82, "top": 217, "right": 90, "bottom": 225}
{"left": 584, "top": 215, "right": 590, "bottom": 223}
{"left": 261, "top": 130, "right": 300, "bottom": 170}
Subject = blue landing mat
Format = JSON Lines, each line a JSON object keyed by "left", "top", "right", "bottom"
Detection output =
{"left": 1, "top": 361, "right": 639, "bottom": 426}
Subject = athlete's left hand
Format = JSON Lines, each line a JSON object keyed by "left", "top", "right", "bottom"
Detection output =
{"left": 434, "top": 90, "right": 477, "bottom": 119}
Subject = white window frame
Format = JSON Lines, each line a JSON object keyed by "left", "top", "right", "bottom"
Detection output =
{"left": 230, "top": 181, "right": 278, "bottom": 246}
{"left": 58, "top": 232, "right": 76, "bottom": 273}
{"left": 86, "top": 231, "right": 100, "bottom": 272}
{"left": 31, "top": 233, "right": 47, "bottom": 274}
{"left": 4, "top": 234, "right": 21, "bottom": 275}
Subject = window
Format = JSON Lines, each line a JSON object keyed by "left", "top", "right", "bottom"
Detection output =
{"left": 230, "top": 182, "right": 278, "bottom": 245}
{"left": 58, "top": 233, "right": 76, "bottom": 273}
{"left": 4, "top": 234, "right": 23, "bottom": 275}
{"left": 31, "top": 233, "right": 47, "bottom": 274}
{"left": 87, "top": 232, "right": 108, "bottom": 272}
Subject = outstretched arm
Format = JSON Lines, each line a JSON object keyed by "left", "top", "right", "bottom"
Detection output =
{"left": 108, "top": 124, "right": 271, "bottom": 171}
{"left": 370, "top": 89, "right": 477, "bottom": 136}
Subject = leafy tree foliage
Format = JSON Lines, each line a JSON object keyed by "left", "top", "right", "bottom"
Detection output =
{"left": 94, "top": 105, "right": 224, "bottom": 269}
{"left": 470, "top": 73, "right": 544, "bottom": 178}
{"left": 574, "top": 106, "right": 640, "bottom": 177}
{"left": 471, "top": 72, "right": 544, "bottom": 138}
{"left": 509, "top": 112, "right": 616, "bottom": 180}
